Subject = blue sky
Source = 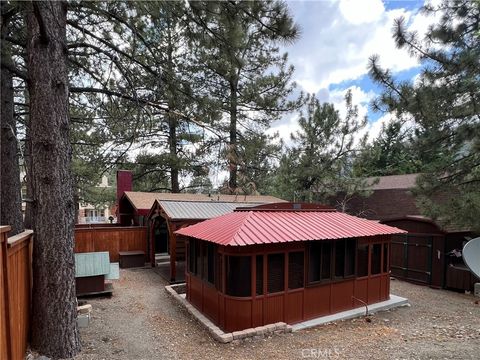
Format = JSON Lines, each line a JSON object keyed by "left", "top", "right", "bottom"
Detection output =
{"left": 269, "top": 0, "right": 436, "bottom": 143}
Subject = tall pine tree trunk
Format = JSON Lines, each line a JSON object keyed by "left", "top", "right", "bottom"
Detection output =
{"left": 27, "top": 1, "right": 81, "bottom": 357}
{"left": 168, "top": 113, "right": 180, "bottom": 193}
{"left": 228, "top": 80, "right": 238, "bottom": 192}
{"left": 166, "top": 23, "right": 180, "bottom": 193}
{"left": 0, "top": 28, "right": 24, "bottom": 236}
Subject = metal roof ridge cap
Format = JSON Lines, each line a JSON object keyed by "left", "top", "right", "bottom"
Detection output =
{"left": 231, "top": 211, "right": 255, "bottom": 246}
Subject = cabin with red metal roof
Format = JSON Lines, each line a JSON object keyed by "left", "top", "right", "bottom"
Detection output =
{"left": 175, "top": 203, "right": 406, "bottom": 332}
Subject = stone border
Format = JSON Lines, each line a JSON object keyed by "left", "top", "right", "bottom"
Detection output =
{"left": 165, "top": 284, "right": 292, "bottom": 343}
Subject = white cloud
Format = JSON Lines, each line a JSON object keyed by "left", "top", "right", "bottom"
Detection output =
{"left": 328, "top": 85, "right": 375, "bottom": 120}
{"left": 338, "top": 0, "right": 385, "bottom": 25}
{"left": 288, "top": 0, "right": 439, "bottom": 93}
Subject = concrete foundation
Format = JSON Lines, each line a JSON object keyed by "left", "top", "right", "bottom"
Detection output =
{"left": 166, "top": 284, "right": 409, "bottom": 343}
{"left": 292, "top": 294, "right": 409, "bottom": 331}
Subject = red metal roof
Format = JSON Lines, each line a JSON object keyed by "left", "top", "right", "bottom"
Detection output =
{"left": 174, "top": 210, "right": 407, "bottom": 246}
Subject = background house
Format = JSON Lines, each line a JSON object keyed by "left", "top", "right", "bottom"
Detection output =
{"left": 115, "top": 170, "right": 286, "bottom": 281}
{"left": 331, "top": 174, "right": 478, "bottom": 292}
{"left": 77, "top": 175, "right": 115, "bottom": 224}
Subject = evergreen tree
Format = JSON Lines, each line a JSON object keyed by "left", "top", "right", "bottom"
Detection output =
{"left": 234, "top": 130, "right": 281, "bottom": 194}
{"left": 368, "top": 0, "right": 480, "bottom": 230}
{"left": 1, "top": 2, "right": 24, "bottom": 236}
{"left": 274, "top": 91, "right": 367, "bottom": 202}
{"left": 186, "top": 0, "right": 300, "bottom": 192}
{"left": 26, "top": 1, "right": 81, "bottom": 356}
{"left": 353, "top": 121, "right": 423, "bottom": 177}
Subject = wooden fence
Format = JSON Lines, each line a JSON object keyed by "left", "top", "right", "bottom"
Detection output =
{"left": 75, "top": 226, "right": 148, "bottom": 262}
{"left": 1, "top": 226, "right": 33, "bottom": 360}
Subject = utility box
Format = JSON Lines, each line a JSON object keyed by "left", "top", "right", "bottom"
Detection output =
{"left": 475, "top": 283, "right": 480, "bottom": 297}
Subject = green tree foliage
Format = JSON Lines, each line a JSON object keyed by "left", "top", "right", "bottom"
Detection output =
{"left": 368, "top": 0, "right": 480, "bottom": 230}
{"left": 186, "top": 0, "right": 300, "bottom": 192}
{"left": 237, "top": 131, "right": 283, "bottom": 194}
{"left": 353, "top": 121, "right": 423, "bottom": 177}
{"left": 273, "top": 91, "right": 367, "bottom": 202}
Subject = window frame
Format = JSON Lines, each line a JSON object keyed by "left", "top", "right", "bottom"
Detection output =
{"left": 307, "top": 240, "right": 333, "bottom": 286}
{"left": 267, "top": 253, "right": 286, "bottom": 294}
{"left": 288, "top": 251, "right": 305, "bottom": 290}
{"left": 333, "top": 238, "right": 357, "bottom": 280}
{"left": 225, "top": 255, "right": 252, "bottom": 297}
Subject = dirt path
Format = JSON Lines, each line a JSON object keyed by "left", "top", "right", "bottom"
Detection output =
{"left": 75, "top": 268, "right": 480, "bottom": 360}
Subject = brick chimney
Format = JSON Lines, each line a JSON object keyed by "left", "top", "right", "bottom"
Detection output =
{"left": 116, "top": 170, "right": 133, "bottom": 202}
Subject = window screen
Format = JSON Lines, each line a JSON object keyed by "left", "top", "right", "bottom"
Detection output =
{"left": 188, "top": 239, "right": 199, "bottom": 275}
{"left": 256, "top": 255, "right": 263, "bottom": 295}
{"left": 226, "top": 256, "right": 251, "bottom": 297}
{"left": 308, "top": 242, "right": 321, "bottom": 282}
{"left": 334, "top": 239, "right": 356, "bottom": 278}
{"left": 334, "top": 240, "right": 345, "bottom": 278}
{"left": 371, "top": 243, "right": 382, "bottom": 275}
{"left": 357, "top": 243, "right": 369, "bottom": 277}
{"left": 195, "top": 239, "right": 201, "bottom": 276}
{"left": 308, "top": 241, "right": 332, "bottom": 283}
{"left": 345, "top": 238, "right": 356, "bottom": 276}
{"left": 321, "top": 242, "right": 331, "bottom": 280}
{"left": 383, "top": 243, "right": 389, "bottom": 273}
{"left": 288, "top": 252, "right": 304, "bottom": 289}
{"left": 215, "top": 252, "right": 223, "bottom": 291}
{"left": 202, "top": 243, "right": 208, "bottom": 279}
{"left": 207, "top": 243, "right": 215, "bottom": 284}
{"left": 268, "top": 253, "right": 285, "bottom": 293}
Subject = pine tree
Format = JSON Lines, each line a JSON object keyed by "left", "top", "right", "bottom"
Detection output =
{"left": 26, "top": 1, "right": 81, "bottom": 356}
{"left": 353, "top": 122, "right": 423, "bottom": 177}
{"left": 1, "top": 2, "right": 24, "bottom": 236}
{"left": 186, "top": 0, "right": 300, "bottom": 192}
{"left": 274, "top": 91, "right": 367, "bottom": 202}
{"left": 368, "top": 0, "right": 480, "bottom": 230}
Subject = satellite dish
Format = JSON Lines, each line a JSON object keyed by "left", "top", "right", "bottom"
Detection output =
{"left": 462, "top": 237, "right": 480, "bottom": 279}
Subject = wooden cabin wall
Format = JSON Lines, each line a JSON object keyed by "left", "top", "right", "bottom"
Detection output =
{"left": 186, "top": 235, "right": 391, "bottom": 332}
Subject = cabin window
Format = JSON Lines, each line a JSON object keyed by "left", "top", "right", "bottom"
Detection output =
{"left": 267, "top": 253, "right": 285, "bottom": 293}
{"left": 188, "top": 239, "right": 216, "bottom": 282}
{"left": 357, "top": 243, "right": 369, "bottom": 277}
{"left": 334, "top": 240, "right": 345, "bottom": 278}
{"left": 256, "top": 255, "right": 264, "bottom": 295}
{"left": 383, "top": 243, "right": 389, "bottom": 273}
{"left": 188, "top": 239, "right": 200, "bottom": 275}
{"left": 207, "top": 243, "right": 215, "bottom": 284}
{"left": 308, "top": 241, "right": 332, "bottom": 283}
{"left": 215, "top": 253, "right": 223, "bottom": 291}
{"left": 288, "top": 252, "right": 304, "bottom": 289}
{"left": 334, "top": 239, "right": 356, "bottom": 278}
{"left": 226, "top": 256, "right": 251, "bottom": 297}
{"left": 371, "top": 243, "right": 382, "bottom": 275}
{"left": 201, "top": 243, "right": 208, "bottom": 279}
{"left": 195, "top": 239, "right": 202, "bottom": 276}
{"left": 345, "top": 239, "right": 356, "bottom": 276}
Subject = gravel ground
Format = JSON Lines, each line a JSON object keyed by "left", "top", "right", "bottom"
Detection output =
{"left": 74, "top": 268, "right": 480, "bottom": 360}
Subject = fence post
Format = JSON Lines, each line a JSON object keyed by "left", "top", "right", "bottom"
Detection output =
{"left": 0, "top": 226, "right": 12, "bottom": 360}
